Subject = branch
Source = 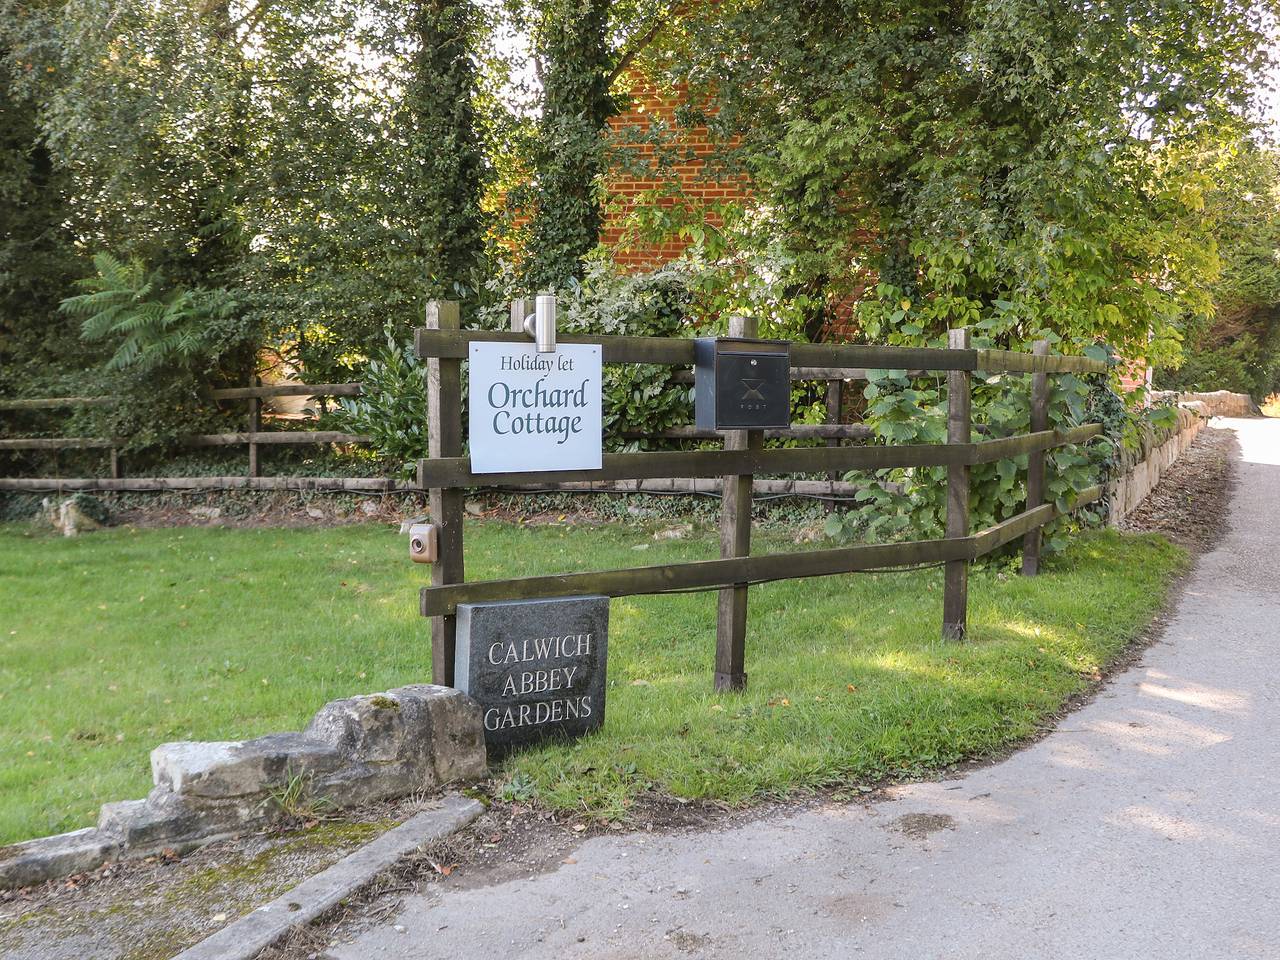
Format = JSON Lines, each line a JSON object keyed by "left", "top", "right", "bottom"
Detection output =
{"left": 227, "top": 0, "right": 273, "bottom": 39}
{"left": 607, "top": 15, "right": 668, "bottom": 87}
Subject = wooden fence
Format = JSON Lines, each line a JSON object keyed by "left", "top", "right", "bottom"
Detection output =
{"left": 0, "top": 381, "right": 368, "bottom": 485}
{"left": 413, "top": 302, "right": 1107, "bottom": 692}
{"left": 2, "top": 303, "right": 1108, "bottom": 691}
{"left": 0, "top": 357, "right": 888, "bottom": 499}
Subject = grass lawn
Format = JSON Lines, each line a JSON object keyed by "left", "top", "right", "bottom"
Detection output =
{"left": 0, "top": 519, "right": 1184, "bottom": 845}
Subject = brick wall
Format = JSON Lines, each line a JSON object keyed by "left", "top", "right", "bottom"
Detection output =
{"left": 603, "top": 77, "right": 868, "bottom": 341}
{"left": 603, "top": 78, "right": 750, "bottom": 270}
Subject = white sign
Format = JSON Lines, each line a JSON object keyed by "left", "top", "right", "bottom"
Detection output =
{"left": 468, "top": 341, "right": 603, "bottom": 474}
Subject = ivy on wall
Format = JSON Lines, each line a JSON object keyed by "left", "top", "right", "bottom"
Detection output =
{"left": 524, "top": 0, "right": 616, "bottom": 292}
{"left": 408, "top": 0, "right": 488, "bottom": 301}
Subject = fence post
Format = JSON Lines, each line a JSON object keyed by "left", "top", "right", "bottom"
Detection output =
{"left": 714, "top": 314, "right": 761, "bottom": 692}
{"left": 426, "top": 299, "right": 465, "bottom": 685}
{"left": 110, "top": 447, "right": 122, "bottom": 480}
{"left": 824, "top": 377, "right": 842, "bottom": 513}
{"left": 1022, "top": 339, "right": 1051, "bottom": 575}
{"left": 509, "top": 297, "right": 532, "bottom": 333}
{"left": 247, "top": 375, "right": 261, "bottom": 478}
{"left": 942, "top": 326, "right": 971, "bottom": 642}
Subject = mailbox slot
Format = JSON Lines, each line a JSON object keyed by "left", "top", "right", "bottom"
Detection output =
{"left": 694, "top": 337, "right": 792, "bottom": 430}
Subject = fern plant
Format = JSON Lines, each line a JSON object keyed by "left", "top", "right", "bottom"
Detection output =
{"left": 60, "top": 253, "right": 238, "bottom": 373}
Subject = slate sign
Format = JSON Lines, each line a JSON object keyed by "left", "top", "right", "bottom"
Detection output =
{"left": 454, "top": 595, "right": 608, "bottom": 749}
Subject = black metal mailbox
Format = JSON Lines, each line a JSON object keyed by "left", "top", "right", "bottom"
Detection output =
{"left": 694, "top": 337, "right": 792, "bottom": 430}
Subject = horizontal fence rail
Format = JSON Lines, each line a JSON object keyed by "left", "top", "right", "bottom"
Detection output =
{"left": 418, "top": 486, "right": 1103, "bottom": 617}
{"left": 0, "top": 380, "right": 370, "bottom": 480}
{"left": 621, "top": 424, "right": 874, "bottom": 440}
{"left": 208, "top": 382, "right": 363, "bottom": 401}
{"left": 0, "top": 396, "right": 117, "bottom": 410}
{"left": 416, "top": 425, "right": 1102, "bottom": 489}
{"left": 414, "top": 328, "right": 1107, "bottom": 375}
{"left": 0, "top": 475, "right": 889, "bottom": 499}
{"left": 0, "top": 476, "right": 415, "bottom": 492}
{"left": 667, "top": 367, "right": 929, "bottom": 384}
{"left": 0, "top": 431, "right": 369, "bottom": 451}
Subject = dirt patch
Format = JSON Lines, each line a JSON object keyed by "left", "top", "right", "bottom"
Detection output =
{"left": 0, "top": 798, "right": 434, "bottom": 960}
{"left": 886, "top": 812, "right": 956, "bottom": 840}
{"left": 667, "top": 929, "right": 713, "bottom": 952}
{"left": 110, "top": 491, "right": 428, "bottom": 530}
{"left": 1117, "top": 424, "right": 1238, "bottom": 553}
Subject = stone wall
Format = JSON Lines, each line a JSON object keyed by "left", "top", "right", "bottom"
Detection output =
{"left": 1106, "top": 407, "right": 1205, "bottom": 525}
{"left": 1149, "top": 390, "right": 1258, "bottom": 418}
{"left": 0, "top": 685, "right": 486, "bottom": 890}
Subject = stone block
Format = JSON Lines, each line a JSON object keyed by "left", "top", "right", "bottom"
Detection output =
{"left": 417, "top": 685, "right": 488, "bottom": 784}
{"left": 151, "top": 733, "right": 343, "bottom": 800}
{"left": 99, "top": 790, "right": 263, "bottom": 854}
{"left": 305, "top": 685, "right": 486, "bottom": 800}
{"left": 3, "top": 684, "right": 487, "bottom": 889}
{"left": 0, "top": 828, "right": 120, "bottom": 889}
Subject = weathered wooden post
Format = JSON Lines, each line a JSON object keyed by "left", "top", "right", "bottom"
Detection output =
{"left": 247, "top": 375, "right": 261, "bottom": 478}
{"left": 425, "top": 299, "right": 465, "bottom": 685}
{"left": 509, "top": 297, "right": 532, "bottom": 333}
{"left": 1022, "top": 340, "right": 1051, "bottom": 575}
{"left": 715, "top": 314, "right": 762, "bottom": 692}
{"left": 942, "top": 326, "right": 971, "bottom": 642}
{"left": 824, "top": 377, "right": 842, "bottom": 513}
{"left": 109, "top": 447, "right": 122, "bottom": 480}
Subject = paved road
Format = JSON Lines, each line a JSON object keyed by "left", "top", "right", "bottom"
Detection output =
{"left": 336, "top": 417, "right": 1280, "bottom": 960}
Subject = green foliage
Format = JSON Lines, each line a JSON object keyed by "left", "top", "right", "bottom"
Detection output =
{"left": 1156, "top": 145, "right": 1280, "bottom": 399}
{"left": 0, "top": 51, "right": 84, "bottom": 395}
{"left": 657, "top": 0, "right": 1277, "bottom": 367}
{"left": 825, "top": 346, "right": 1145, "bottom": 550}
{"left": 0, "top": 42, "right": 87, "bottom": 399}
{"left": 1158, "top": 338, "right": 1277, "bottom": 398}
{"left": 523, "top": 0, "right": 616, "bottom": 290}
{"left": 407, "top": 0, "right": 489, "bottom": 300}
{"left": 15, "top": 0, "right": 252, "bottom": 289}
{"left": 498, "top": 770, "right": 537, "bottom": 803}
{"left": 51, "top": 253, "right": 248, "bottom": 453}
{"left": 61, "top": 254, "right": 240, "bottom": 374}
{"left": 6, "top": 0, "right": 502, "bottom": 386}
{"left": 331, "top": 327, "right": 431, "bottom": 479}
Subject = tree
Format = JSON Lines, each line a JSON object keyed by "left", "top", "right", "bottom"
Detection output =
{"left": 25, "top": 0, "right": 253, "bottom": 292}
{"left": 0, "top": 61, "right": 82, "bottom": 392}
{"left": 523, "top": 0, "right": 616, "bottom": 291}
{"left": 408, "top": 0, "right": 488, "bottom": 300}
{"left": 661, "top": 0, "right": 1278, "bottom": 363}
{"left": 1157, "top": 145, "right": 1280, "bottom": 398}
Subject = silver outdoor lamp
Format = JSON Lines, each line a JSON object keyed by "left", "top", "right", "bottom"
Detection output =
{"left": 520, "top": 292, "right": 557, "bottom": 353}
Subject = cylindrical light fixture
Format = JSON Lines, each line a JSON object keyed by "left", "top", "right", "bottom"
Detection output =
{"left": 534, "top": 293, "right": 557, "bottom": 353}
